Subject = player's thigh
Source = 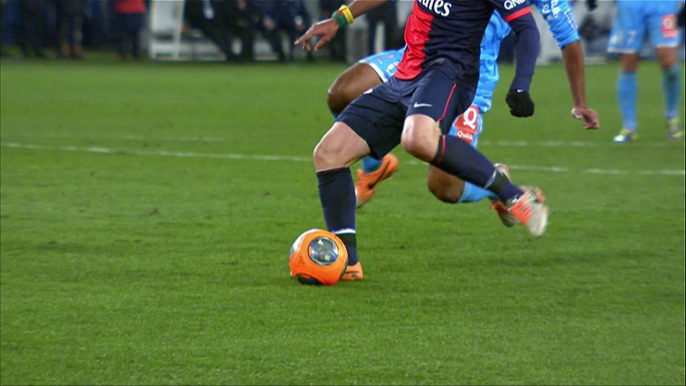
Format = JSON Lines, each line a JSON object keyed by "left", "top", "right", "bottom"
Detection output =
{"left": 402, "top": 67, "right": 474, "bottom": 159}
{"left": 407, "top": 65, "right": 475, "bottom": 135}
{"left": 328, "top": 63, "right": 384, "bottom": 114}
{"left": 608, "top": 1, "right": 647, "bottom": 54}
{"left": 336, "top": 82, "right": 406, "bottom": 160}
{"left": 314, "top": 122, "right": 371, "bottom": 170}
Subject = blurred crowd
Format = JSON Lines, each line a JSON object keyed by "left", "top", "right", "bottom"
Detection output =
{"left": 0, "top": 0, "right": 407, "bottom": 62}
{"left": 4, "top": 0, "right": 673, "bottom": 63}
{"left": 188, "top": 0, "right": 404, "bottom": 62}
{"left": 0, "top": 0, "right": 149, "bottom": 60}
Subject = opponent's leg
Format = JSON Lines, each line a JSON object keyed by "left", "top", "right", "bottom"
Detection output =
{"left": 614, "top": 53, "right": 640, "bottom": 143}
{"left": 327, "top": 62, "right": 385, "bottom": 116}
{"left": 314, "top": 122, "right": 371, "bottom": 280}
{"left": 656, "top": 47, "right": 682, "bottom": 140}
{"left": 646, "top": 0, "right": 683, "bottom": 140}
{"left": 608, "top": 1, "right": 645, "bottom": 143}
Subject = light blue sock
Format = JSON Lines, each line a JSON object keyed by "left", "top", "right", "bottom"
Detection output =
{"left": 663, "top": 65, "right": 680, "bottom": 121}
{"left": 362, "top": 156, "right": 383, "bottom": 174}
{"left": 458, "top": 182, "right": 498, "bottom": 203}
{"left": 618, "top": 71, "right": 637, "bottom": 131}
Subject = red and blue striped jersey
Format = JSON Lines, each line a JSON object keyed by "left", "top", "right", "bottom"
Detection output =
{"left": 396, "top": 0, "right": 532, "bottom": 90}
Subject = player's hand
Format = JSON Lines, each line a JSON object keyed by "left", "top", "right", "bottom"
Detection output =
{"left": 571, "top": 106, "right": 600, "bottom": 130}
{"left": 586, "top": 0, "right": 598, "bottom": 11}
{"left": 506, "top": 90, "right": 535, "bottom": 117}
{"left": 294, "top": 18, "right": 339, "bottom": 52}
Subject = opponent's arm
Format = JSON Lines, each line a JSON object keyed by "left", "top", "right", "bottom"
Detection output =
{"left": 561, "top": 41, "right": 599, "bottom": 129}
{"left": 294, "top": 0, "right": 389, "bottom": 52}
{"left": 540, "top": 0, "right": 599, "bottom": 129}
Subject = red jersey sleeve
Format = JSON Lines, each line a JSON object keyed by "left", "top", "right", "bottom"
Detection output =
{"left": 486, "top": 0, "right": 532, "bottom": 22}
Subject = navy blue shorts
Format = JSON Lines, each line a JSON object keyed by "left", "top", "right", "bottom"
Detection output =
{"left": 336, "top": 59, "right": 475, "bottom": 159}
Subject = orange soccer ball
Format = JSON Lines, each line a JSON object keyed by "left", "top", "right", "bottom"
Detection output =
{"left": 289, "top": 229, "right": 349, "bottom": 286}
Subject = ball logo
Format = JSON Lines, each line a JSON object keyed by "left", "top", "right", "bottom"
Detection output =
{"left": 504, "top": 0, "right": 526, "bottom": 10}
{"left": 308, "top": 237, "right": 339, "bottom": 266}
{"left": 417, "top": 0, "right": 452, "bottom": 17}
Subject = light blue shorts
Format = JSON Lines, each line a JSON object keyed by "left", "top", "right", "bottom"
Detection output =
{"left": 608, "top": 0, "right": 681, "bottom": 53}
{"left": 358, "top": 49, "right": 405, "bottom": 83}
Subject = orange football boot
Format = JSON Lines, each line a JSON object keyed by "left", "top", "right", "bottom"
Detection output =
{"left": 508, "top": 187, "right": 549, "bottom": 237}
{"left": 489, "top": 163, "right": 518, "bottom": 227}
{"left": 341, "top": 262, "right": 364, "bottom": 281}
{"left": 355, "top": 154, "right": 399, "bottom": 208}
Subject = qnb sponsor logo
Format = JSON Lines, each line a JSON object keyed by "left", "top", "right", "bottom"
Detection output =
{"left": 504, "top": 0, "right": 526, "bottom": 10}
{"left": 417, "top": 0, "right": 452, "bottom": 17}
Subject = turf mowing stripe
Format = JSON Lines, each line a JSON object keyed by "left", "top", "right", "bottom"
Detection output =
{"left": 3, "top": 142, "right": 684, "bottom": 177}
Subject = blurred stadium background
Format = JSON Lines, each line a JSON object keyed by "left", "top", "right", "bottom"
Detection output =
{"left": 0, "top": 0, "right": 683, "bottom": 62}
{"left": 1, "top": 0, "right": 684, "bottom": 385}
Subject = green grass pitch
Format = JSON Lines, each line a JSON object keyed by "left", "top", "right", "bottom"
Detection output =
{"left": 1, "top": 57, "right": 684, "bottom": 385}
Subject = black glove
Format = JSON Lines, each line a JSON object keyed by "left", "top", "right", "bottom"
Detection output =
{"left": 586, "top": 0, "right": 598, "bottom": 11}
{"left": 506, "top": 90, "right": 535, "bottom": 117}
{"left": 677, "top": 4, "right": 685, "bottom": 28}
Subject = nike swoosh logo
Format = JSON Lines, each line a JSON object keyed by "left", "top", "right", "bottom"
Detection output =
{"left": 367, "top": 159, "right": 391, "bottom": 190}
{"left": 413, "top": 103, "right": 433, "bottom": 108}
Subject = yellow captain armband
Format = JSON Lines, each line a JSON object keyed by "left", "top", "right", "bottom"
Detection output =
{"left": 339, "top": 5, "right": 354, "bottom": 25}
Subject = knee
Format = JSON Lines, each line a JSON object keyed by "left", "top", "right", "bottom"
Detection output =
{"left": 312, "top": 140, "right": 331, "bottom": 169}
{"left": 312, "top": 130, "right": 356, "bottom": 170}
{"left": 401, "top": 135, "right": 426, "bottom": 160}
{"left": 401, "top": 118, "right": 437, "bottom": 162}
{"left": 659, "top": 57, "right": 677, "bottom": 71}
{"left": 619, "top": 54, "right": 640, "bottom": 73}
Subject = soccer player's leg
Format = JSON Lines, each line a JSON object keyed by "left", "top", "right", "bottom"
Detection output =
{"left": 426, "top": 106, "right": 518, "bottom": 227}
{"left": 314, "top": 123, "right": 369, "bottom": 282}
{"left": 427, "top": 164, "right": 518, "bottom": 228}
{"left": 327, "top": 61, "right": 386, "bottom": 116}
{"left": 402, "top": 67, "right": 548, "bottom": 237}
{"left": 326, "top": 60, "right": 399, "bottom": 208}
{"left": 323, "top": 81, "right": 406, "bottom": 280}
{"left": 608, "top": 1, "right": 645, "bottom": 143}
{"left": 648, "top": 2, "right": 682, "bottom": 140}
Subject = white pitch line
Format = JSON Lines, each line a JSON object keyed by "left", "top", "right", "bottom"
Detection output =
{"left": 2, "top": 133, "right": 230, "bottom": 143}
{"left": 2, "top": 133, "right": 684, "bottom": 148}
{"left": 2, "top": 142, "right": 684, "bottom": 177}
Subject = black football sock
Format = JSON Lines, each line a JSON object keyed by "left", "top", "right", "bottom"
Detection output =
{"left": 316, "top": 167, "right": 358, "bottom": 266}
{"left": 430, "top": 135, "right": 523, "bottom": 203}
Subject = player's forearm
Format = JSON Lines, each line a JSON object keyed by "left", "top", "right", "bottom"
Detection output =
{"left": 508, "top": 14, "right": 540, "bottom": 92}
{"left": 561, "top": 40, "right": 587, "bottom": 107}
{"left": 346, "top": 0, "right": 390, "bottom": 19}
